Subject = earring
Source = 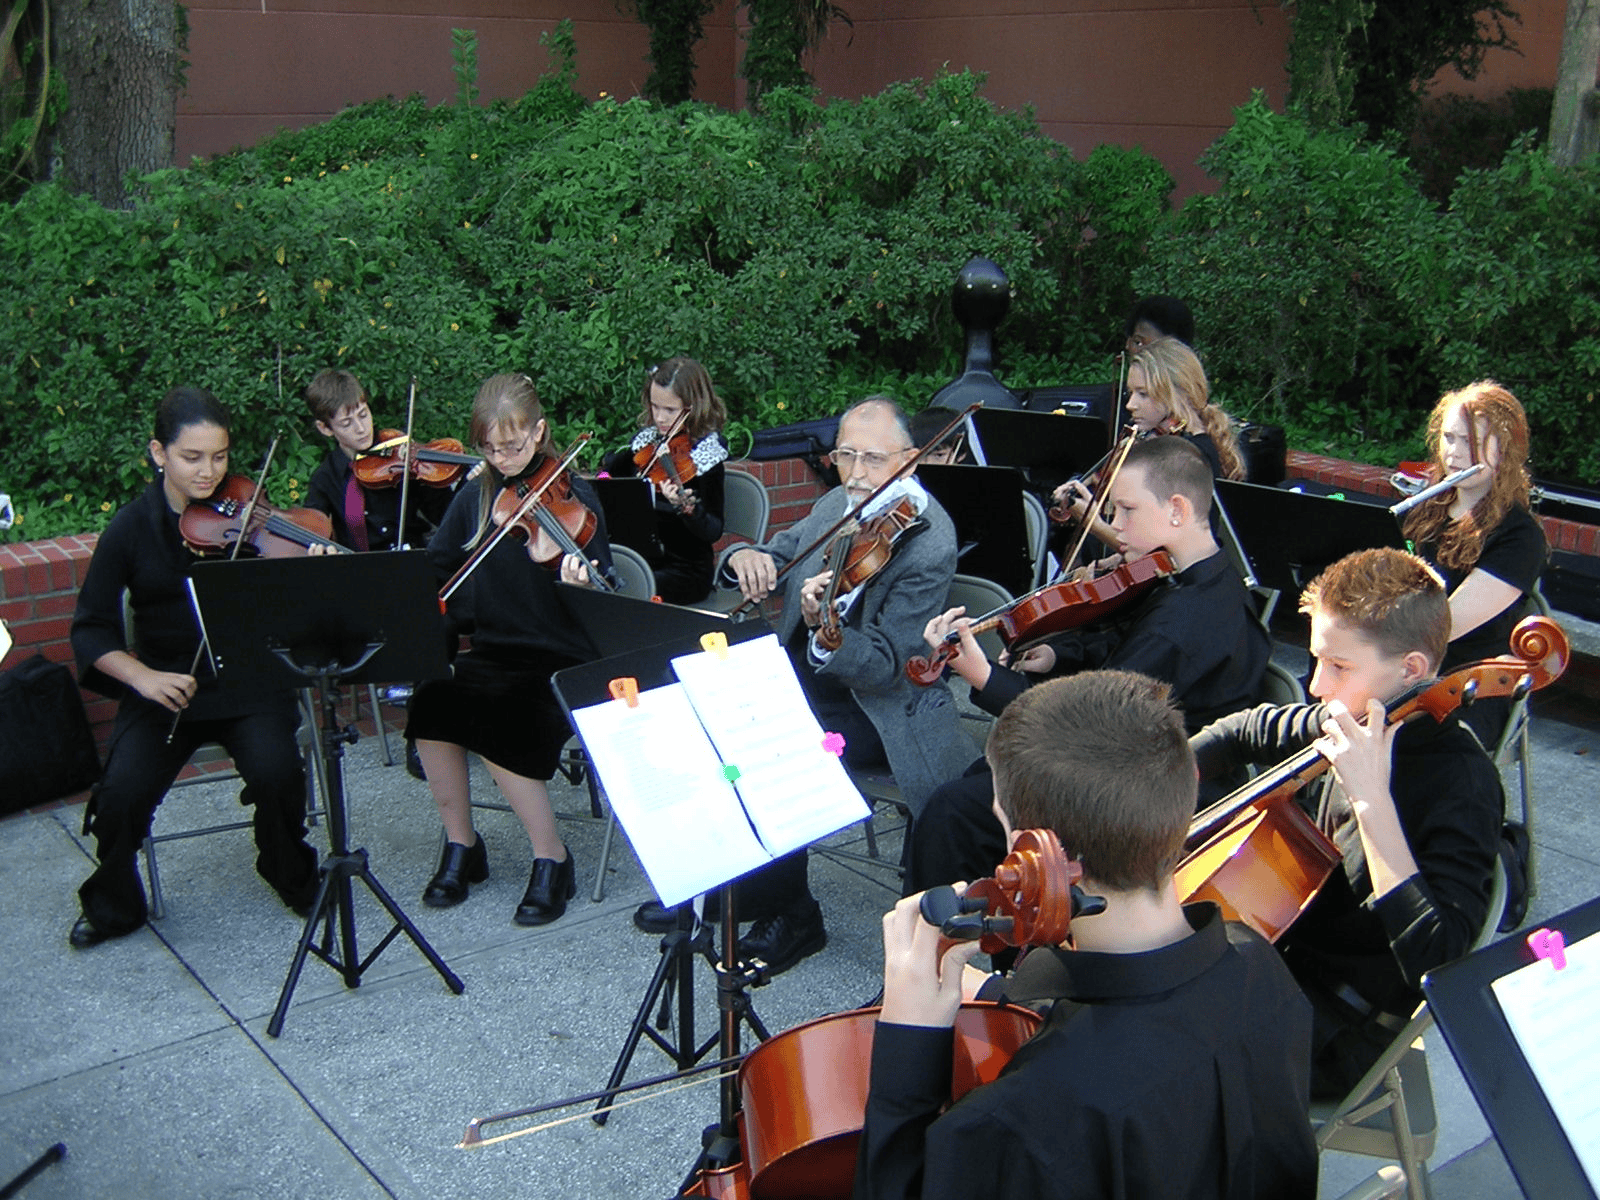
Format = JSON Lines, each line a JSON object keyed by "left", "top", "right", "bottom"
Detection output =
{"left": 1170, "top": 514, "right": 1180, "bottom": 526}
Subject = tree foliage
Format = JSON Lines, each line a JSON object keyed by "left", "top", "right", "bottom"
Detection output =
{"left": 1, "top": 51, "right": 1167, "bottom": 540}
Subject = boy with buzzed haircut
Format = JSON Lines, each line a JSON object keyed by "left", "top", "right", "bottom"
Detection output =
{"left": 1191, "top": 547, "right": 1504, "bottom": 1097}
{"left": 856, "top": 671, "right": 1317, "bottom": 1200}
{"left": 907, "top": 435, "right": 1269, "bottom": 894}
{"left": 303, "top": 368, "right": 452, "bottom": 553}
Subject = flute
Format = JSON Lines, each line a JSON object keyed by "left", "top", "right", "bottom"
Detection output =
{"left": 1389, "top": 463, "right": 1489, "bottom": 517}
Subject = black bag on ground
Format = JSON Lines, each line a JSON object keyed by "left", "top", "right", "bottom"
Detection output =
{"left": 0, "top": 654, "right": 103, "bottom": 815}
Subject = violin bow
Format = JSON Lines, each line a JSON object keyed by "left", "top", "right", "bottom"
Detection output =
{"left": 166, "top": 432, "right": 280, "bottom": 743}
{"left": 1056, "top": 422, "right": 1137, "bottom": 583}
{"left": 728, "top": 403, "right": 980, "bottom": 619}
{"left": 395, "top": 377, "right": 418, "bottom": 551}
{"left": 642, "top": 407, "right": 692, "bottom": 488}
{"left": 438, "top": 435, "right": 592, "bottom": 603}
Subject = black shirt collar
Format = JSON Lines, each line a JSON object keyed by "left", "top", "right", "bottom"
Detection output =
{"left": 1002, "top": 902, "right": 1230, "bottom": 1004}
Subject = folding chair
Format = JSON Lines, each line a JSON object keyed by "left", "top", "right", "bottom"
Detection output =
{"left": 1312, "top": 855, "right": 1508, "bottom": 1199}
{"left": 698, "top": 469, "right": 774, "bottom": 614}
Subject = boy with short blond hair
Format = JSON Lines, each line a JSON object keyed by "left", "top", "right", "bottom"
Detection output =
{"left": 1191, "top": 547, "right": 1503, "bottom": 1096}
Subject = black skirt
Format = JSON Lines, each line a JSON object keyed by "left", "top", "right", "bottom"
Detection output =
{"left": 405, "top": 648, "right": 578, "bottom": 781}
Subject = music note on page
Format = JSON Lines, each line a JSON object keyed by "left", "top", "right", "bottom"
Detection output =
{"left": 1490, "top": 929, "right": 1600, "bottom": 1188}
{"left": 671, "top": 634, "right": 869, "bottom": 858}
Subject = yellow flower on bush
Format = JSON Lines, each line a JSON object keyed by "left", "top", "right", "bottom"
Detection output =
{"left": 101, "top": 502, "right": 112, "bottom": 512}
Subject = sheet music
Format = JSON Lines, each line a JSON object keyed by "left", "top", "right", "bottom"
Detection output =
{"left": 1490, "top": 930, "right": 1600, "bottom": 1187}
{"left": 570, "top": 683, "right": 770, "bottom": 907}
{"left": 670, "top": 634, "right": 869, "bottom": 858}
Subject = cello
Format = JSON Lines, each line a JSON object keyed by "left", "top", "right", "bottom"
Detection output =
{"left": 684, "top": 829, "right": 1100, "bottom": 1199}
{"left": 1175, "top": 614, "right": 1569, "bottom": 943}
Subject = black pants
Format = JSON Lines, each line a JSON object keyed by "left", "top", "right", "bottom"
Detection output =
{"left": 902, "top": 758, "right": 1006, "bottom": 898}
{"left": 78, "top": 695, "right": 317, "bottom": 934}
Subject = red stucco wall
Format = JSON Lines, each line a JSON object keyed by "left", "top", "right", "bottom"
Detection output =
{"left": 176, "top": 0, "right": 1569, "bottom": 200}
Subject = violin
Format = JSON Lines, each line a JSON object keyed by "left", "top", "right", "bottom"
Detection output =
{"left": 354, "top": 429, "right": 480, "bottom": 490}
{"left": 438, "top": 437, "right": 613, "bottom": 602}
{"left": 179, "top": 474, "right": 346, "bottom": 557}
{"left": 813, "top": 496, "right": 922, "bottom": 652}
{"left": 685, "top": 829, "right": 1098, "bottom": 1200}
{"left": 633, "top": 409, "right": 703, "bottom": 496}
{"left": 1176, "top": 615, "right": 1570, "bottom": 943}
{"left": 1047, "top": 424, "right": 1138, "bottom": 526}
{"left": 906, "top": 550, "right": 1177, "bottom": 687}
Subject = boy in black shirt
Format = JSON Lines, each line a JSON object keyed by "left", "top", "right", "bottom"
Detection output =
{"left": 1190, "top": 548, "right": 1503, "bottom": 1096}
{"left": 906, "top": 436, "right": 1268, "bottom": 893}
{"left": 302, "top": 369, "right": 451, "bottom": 552}
{"left": 856, "top": 671, "right": 1316, "bottom": 1200}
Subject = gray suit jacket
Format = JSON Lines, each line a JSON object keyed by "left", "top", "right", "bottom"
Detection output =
{"left": 719, "top": 487, "right": 973, "bottom": 814}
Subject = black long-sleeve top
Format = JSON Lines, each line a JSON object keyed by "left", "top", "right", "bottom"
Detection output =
{"left": 853, "top": 904, "right": 1318, "bottom": 1200}
{"left": 971, "top": 551, "right": 1269, "bottom": 734}
{"left": 426, "top": 469, "right": 615, "bottom": 663}
{"left": 1190, "top": 701, "right": 1503, "bottom": 1014}
{"left": 70, "top": 480, "right": 278, "bottom": 720}
{"left": 600, "top": 431, "right": 727, "bottom": 596}
{"left": 304, "top": 445, "right": 453, "bottom": 552}
{"left": 1416, "top": 503, "right": 1547, "bottom": 670}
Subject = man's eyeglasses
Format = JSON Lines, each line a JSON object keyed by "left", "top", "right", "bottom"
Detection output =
{"left": 831, "top": 447, "right": 906, "bottom": 472}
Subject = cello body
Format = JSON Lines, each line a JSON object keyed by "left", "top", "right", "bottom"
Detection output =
{"left": 683, "top": 1002, "right": 1042, "bottom": 1200}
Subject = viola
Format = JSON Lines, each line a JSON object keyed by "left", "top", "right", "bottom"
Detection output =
{"left": 684, "top": 829, "right": 1097, "bottom": 1200}
{"left": 179, "top": 474, "right": 345, "bottom": 558}
{"left": 905, "top": 550, "right": 1177, "bottom": 686}
{"left": 813, "top": 497, "right": 922, "bottom": 652}
{"left": 1176, "top": 615, "right": 1570, "bottom": 943}
{"left": 353, "top": 429, "right": 480, "bottom": 490}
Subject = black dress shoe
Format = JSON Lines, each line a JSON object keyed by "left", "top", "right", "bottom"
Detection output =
{"left": 69, "top": 916, "right": 117, "bottom": 949}
{"left": 737, "top": 902, "right": 826, "bottom": 976}
{"left": 423, "top": 834, "right": 488, "bottom": 907}
{"left": 515, "top": 849, "right": 577, "bottom": 926}
{"left": 633, "top": 893, "right": 721, "bottom": 934}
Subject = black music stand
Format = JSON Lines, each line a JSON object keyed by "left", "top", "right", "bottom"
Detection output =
{"left": 186, "top": 552, "right": 462, "bottom": 1037}
{"left": 967, "top": 407, "right": 1110, "bottom": 506}
{"left": 591, "top": 477, "right": 662, "bottom": 561}
{"left": 1424, "top": 895, "right": 1600, "bottom": 1199}
{"left": 550, "top": 618, "right": 777, "bottom": 1168}
{"left": 1214, "top": 479, "right": 1409, "bottom": 600}
{"left": 917, "top": 463, "right": 1034, "bottom": 596}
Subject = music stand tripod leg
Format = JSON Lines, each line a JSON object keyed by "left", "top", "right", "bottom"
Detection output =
{"left": 266, "top": 664, "right": 463, "bottom": 1038}
{"left": 592, "top": 903, "right": 717, "bottom": 1126}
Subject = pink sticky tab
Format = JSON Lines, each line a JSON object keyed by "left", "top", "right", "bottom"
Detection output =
{"left": 595, "top": 471, "right": 612, "bottom": 479}
{"left": 821, "top": 731, "right": 846, "bottom": 757}
{"left": 1527, "top": 927, "right": 1567, "bottom": 970}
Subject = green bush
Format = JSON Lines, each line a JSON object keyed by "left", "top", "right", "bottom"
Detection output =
{"left": 1136, "top": 96, "right": 1437, "bottom": 458}
{"left": 0, "top": 57, "right": 1169, "bottom": 541}
{"left": 1402, "top": 141, "right": 1600, "bottom": 482}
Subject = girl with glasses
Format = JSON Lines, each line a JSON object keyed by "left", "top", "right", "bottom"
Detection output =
{"left": 405, "top": 373, "right": 615, "bottom": 926}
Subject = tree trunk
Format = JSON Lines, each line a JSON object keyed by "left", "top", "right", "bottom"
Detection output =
{"left": 1550, "top": 0, "right": 1600, "bottom": 166}
{"left": 51, "top": 0, "right": 178, "bottom": 207}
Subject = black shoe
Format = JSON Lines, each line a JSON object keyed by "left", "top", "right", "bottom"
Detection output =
{"left": 737, "top": 903, "right": 826, "bottom": 976}
{"left": 515, "top": 849, "right": 577, "bottom": 926}
{"left": 633, "top": 893, "right": 721, "bottom": 934}
{"left": 69, "top": 915, "right": 118, "bottom": 949}
{"left": 275, "top": 878, "right": 321, "bottom": 918}
{"left": 423, "top": 834, "right": 488, "bottom": 907}
{"left": 405, "top": 741, "right": 427, "bottom": 782}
